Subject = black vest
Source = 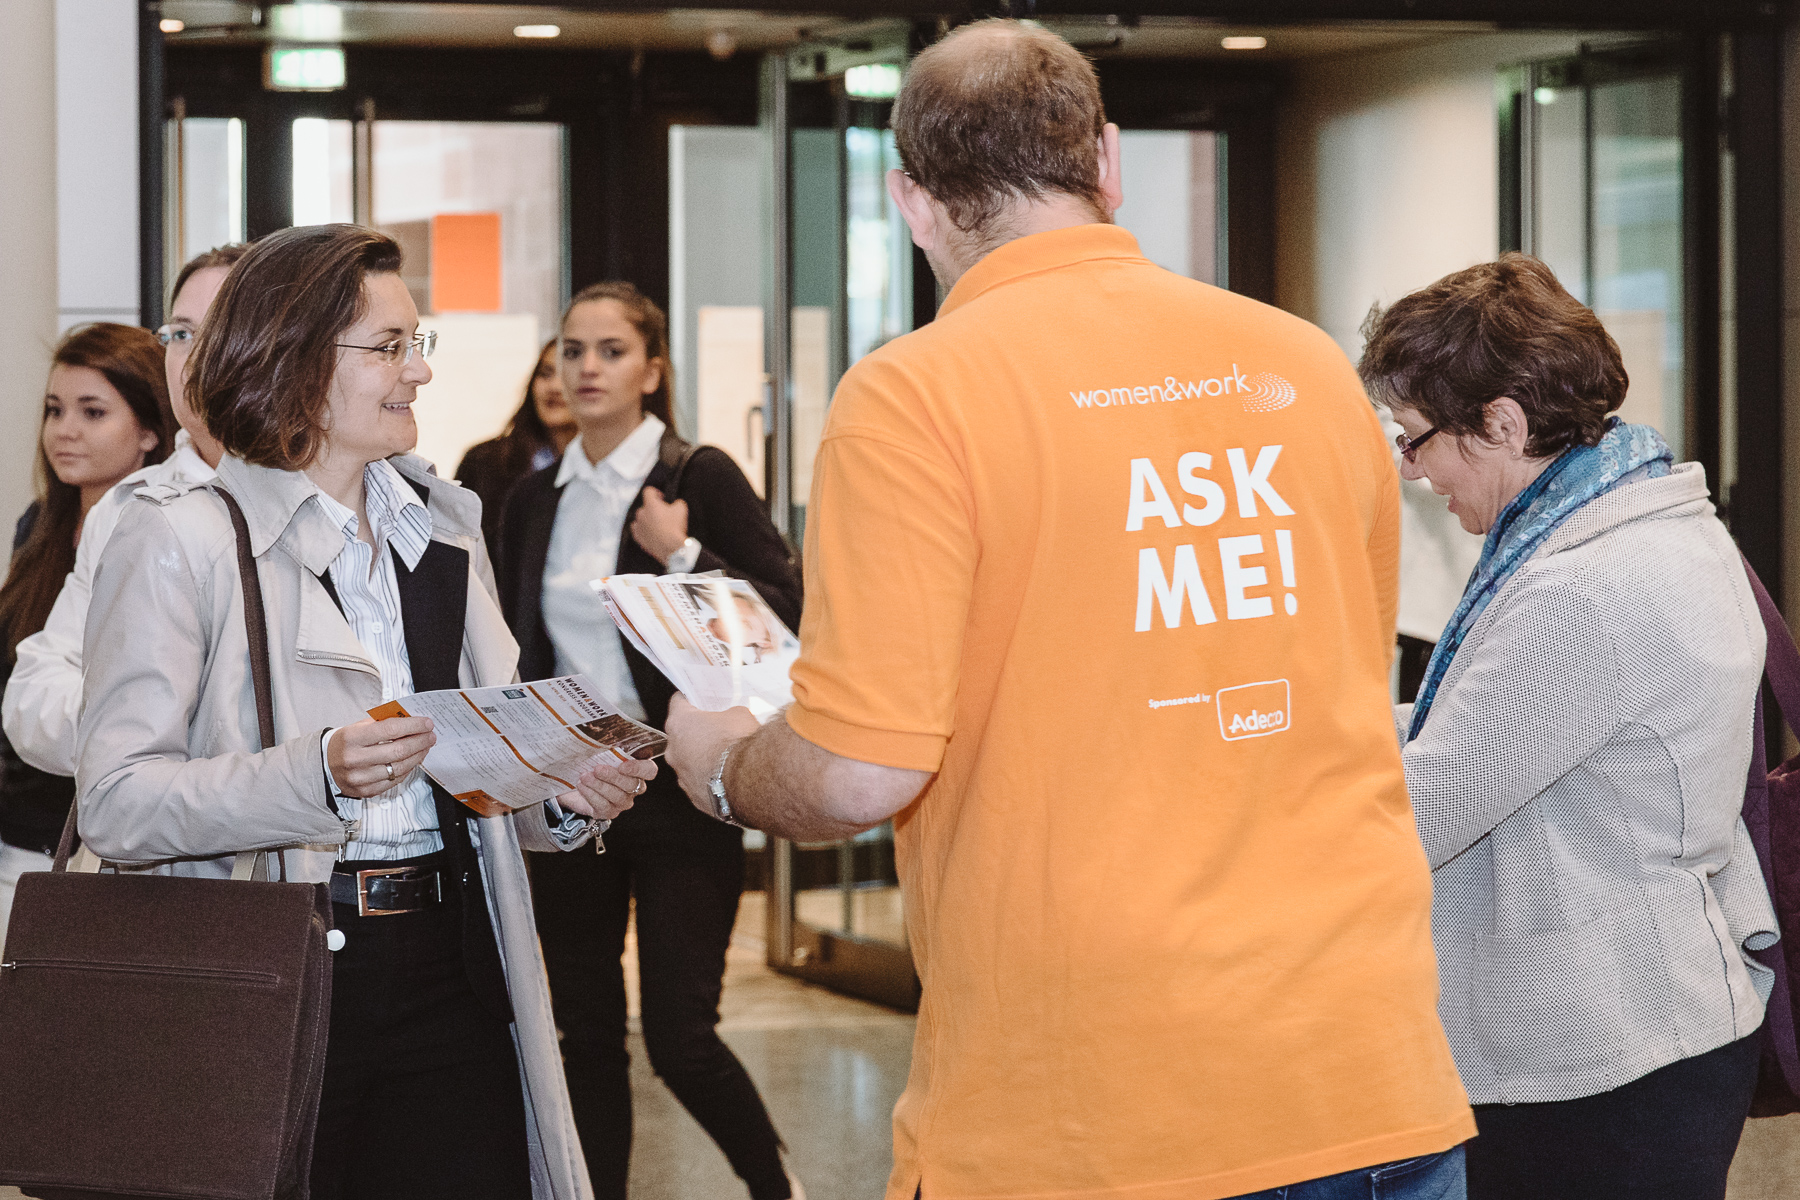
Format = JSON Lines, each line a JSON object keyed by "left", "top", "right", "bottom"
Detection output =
{"left": 316, "top": 524, "right": 511, "bottom": 1022}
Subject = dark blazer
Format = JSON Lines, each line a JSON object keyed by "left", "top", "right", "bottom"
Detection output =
{"left": 455, "top": 433, "right": 552, "bottom": 557}
{"left": 495, "top": 429, "right": 802, "bottom": 735}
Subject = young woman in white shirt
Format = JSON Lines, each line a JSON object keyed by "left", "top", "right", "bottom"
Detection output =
{"left": 495, "top": 282, "right": 804, "bottom": 1200}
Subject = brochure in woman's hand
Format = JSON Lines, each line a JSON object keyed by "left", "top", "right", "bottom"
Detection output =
{"left": 368, "top": 673, "right": 666, "bottom": 817}
{"left": 591, "top": 573, "right": 799, "bottom": 720}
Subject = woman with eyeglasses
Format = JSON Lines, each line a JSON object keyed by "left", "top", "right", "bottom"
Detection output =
{"left": 454, "top": 338, "right": 578, "bottom": 557}
{"left": 75, "top": 224, "right": 647, "bottom": 1199}
{"left": 1363, "top": 253, "right": 1774, "bottom": 1200}
{"left": 0, "top": 322, "right": 175, "bottom": 953}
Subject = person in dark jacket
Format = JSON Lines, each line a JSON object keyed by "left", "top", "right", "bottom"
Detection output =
{"left": 455, "top": 337, "right": 577, "bottom": 556}
{"left": 0, "top": 322, "right": 174, "bottom": 951}
{"left": 496, "top": 282, "right": 803, "bottom": 1200}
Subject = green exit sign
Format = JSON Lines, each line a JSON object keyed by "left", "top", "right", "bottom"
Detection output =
{"left": 264, "top": 46, "right": 346, "bottom": 92}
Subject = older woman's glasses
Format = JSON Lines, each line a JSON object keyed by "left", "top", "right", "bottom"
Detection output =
{"left": 1395, "top": 425, "right": 1442, "bottom": 463}
{"left": 335, "top": 330, "right": 438, "bottom": 367}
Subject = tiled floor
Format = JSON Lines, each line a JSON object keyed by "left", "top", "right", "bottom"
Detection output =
{"left": 624, "top": 891, "right": 915, "bottom": 1200}
{"left": 9, "top": 898, "right": 1800, "bottom": 1200}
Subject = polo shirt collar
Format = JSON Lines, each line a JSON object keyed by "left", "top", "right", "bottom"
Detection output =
{"left": 556, "top": 413, "right": 667, "bottom": 489}
{"left": 939, "top": 224, "right": 1146, "bottom": 319}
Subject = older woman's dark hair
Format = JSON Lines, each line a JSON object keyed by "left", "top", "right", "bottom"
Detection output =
{"left": 1358, "top": 253, "right": 1628, "bottom": 459}
{"left": 189, "top": 224, "right": 402, "bottom": 469}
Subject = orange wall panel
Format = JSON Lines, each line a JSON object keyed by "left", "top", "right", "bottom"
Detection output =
{"left": 430, "top": 212, "right": 502, "bottom": 312}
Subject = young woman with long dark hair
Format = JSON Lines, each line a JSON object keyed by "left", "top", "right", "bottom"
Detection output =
{"left": 496, "top": 282, "right": 803, "bottom": 1200}
{"left": 0, "top": 323, "right": 174, "bottom": 950}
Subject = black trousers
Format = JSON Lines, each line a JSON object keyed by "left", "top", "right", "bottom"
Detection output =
{"left": 1466, "top": 1030, "right": 1761, "bottom": 1200}
{"left": 310, "top": 858, "right": 531, "bottom": 1200}
{"left": 531, "top": 783, "right": 789, "bottom": 1200}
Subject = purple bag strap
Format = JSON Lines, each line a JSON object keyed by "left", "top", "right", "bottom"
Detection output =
{"left": 1740, "top": 555, "right": 1800, "bottom": 1096}
{"left": 1745, "top": 557, "right": 1800, "bottom": 724}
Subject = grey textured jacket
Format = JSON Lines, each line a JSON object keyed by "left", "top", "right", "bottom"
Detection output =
{"left": 75, "top": 453, "right": 592, "bottom": 1200}
{"left": 1400, "top": 462, "right": 1778, "bottom": 1105}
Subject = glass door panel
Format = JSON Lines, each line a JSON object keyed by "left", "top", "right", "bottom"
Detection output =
{"left": 1512, "top": 54, "right": 1685, "bottom": 458}
{"left": 762, "top": 50, "right": 919, "bottom": 1012}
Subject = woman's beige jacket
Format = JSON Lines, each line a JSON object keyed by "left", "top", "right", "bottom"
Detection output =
{"left": 75, "top": 452, "right": 593, "bottom": 1200}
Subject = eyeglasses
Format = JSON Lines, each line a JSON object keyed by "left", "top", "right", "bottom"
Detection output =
{"left": 335, "top": 330, "right": 437, "bottom": 367}
{"left": 154, "top": 325, "right": 195, "bottom": 348}
{"left": 1395, "top": 425, "right": 1442, "bottom": 463}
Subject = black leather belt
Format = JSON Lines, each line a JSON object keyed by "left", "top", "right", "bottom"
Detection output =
{"left": 329, "top": 863, "right": 445, "bottom": 917}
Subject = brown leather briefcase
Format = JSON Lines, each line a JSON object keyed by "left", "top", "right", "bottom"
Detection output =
{"left": 0, "top": 486, "right": 333, "bottom": 1199}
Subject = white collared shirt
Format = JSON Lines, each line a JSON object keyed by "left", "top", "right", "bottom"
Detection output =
{"left": 541, "top": 414, "right": 666, "bottom": 721}
{"left": 314, "top": 459, "right": 442, "bottom": 861}
{"left": 3, "top": 430, "right": 218, "bottom": 775}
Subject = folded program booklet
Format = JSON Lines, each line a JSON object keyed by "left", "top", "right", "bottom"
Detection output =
{"left": 592, "top": 574, "right": 799, "bottom": 719}
{"left": 368, "top": 674, "right": 666, "bottom": 817}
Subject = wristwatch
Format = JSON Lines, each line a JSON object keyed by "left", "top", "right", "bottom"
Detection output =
{"left": 667, "top": 536, "right": 702, "bottom": 574}
{"left": 707, "top": 744, "right": 744, "bottom": 827}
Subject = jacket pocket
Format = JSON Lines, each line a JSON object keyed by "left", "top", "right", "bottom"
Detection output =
{"left": 1470, "top": 909, "right": 1629, "bottom": 1077}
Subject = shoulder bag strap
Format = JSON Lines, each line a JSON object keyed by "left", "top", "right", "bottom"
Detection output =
{"left": 1742, "top": 556, "right": 1800, "bottom": 734}
{"left": 215, "top": 486, "right": 285, "bottom": 882}
{"left": 214, "top": 487, "right": 276, "bottom": 751}
{"left": 53, "top": 486, "right": 280, "bottom": 875}
{"left": 664, "top": 442, "right": 703, "bottom": 499}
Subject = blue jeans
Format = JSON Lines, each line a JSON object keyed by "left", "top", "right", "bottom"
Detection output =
{"left": 1225, "top": 1146, "right": 1466, "bottom": 1200}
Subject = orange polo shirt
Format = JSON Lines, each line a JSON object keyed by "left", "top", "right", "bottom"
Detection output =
{"left": 788, "top": 225, "right": 1472, "bottom": 1200}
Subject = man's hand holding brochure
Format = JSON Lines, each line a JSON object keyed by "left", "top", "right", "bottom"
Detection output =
{"left": 591, "top": 574, "right": 799, "bottom": 718}
{"left": 369, "top": 674, "right": 665, "bottom": 817}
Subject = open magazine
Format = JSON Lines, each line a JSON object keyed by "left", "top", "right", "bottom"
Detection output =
{"left": 368, "top": 674, "right": 666, "bottom": 817}
{"left": 592, "top": 574, "right": 799, "bottom": 718}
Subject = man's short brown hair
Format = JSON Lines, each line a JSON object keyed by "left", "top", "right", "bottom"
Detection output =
{"left": 891, "top": 19, "right": 1108, "bottom": 234}
{"left": 189, "top": 224, "right": 402, "bottom": 470}
{"left": 1358, "top": 253, "right": 1629, "bottom": 458}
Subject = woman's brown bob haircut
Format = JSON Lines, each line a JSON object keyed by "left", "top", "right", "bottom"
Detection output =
{"left": 189, "top": 224, "right": 403, "bottom": 470}
{"left": 562, "top": 281, "right": 677, "bottom": 435}
{"left": 1359, "top": 253, "right": 1629, "bottom": 459}
{"left": 891, "top": 19, "right": 1109, "bottom": 234}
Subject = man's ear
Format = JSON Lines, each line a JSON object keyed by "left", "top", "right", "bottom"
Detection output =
{"left": 1096, "top": 123, "right": 1124, "bottom": 217}
{"left": 887, "top": 168, "right": 938, "bottom": 249}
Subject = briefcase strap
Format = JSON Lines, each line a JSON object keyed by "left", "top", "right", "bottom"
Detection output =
{"left": 51, "top": 485, "right": 282, "bottom": 879}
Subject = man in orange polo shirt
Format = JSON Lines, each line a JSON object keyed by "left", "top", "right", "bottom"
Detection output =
{"left": 664, "top": 19, "right": 1473, "bottom": 1200}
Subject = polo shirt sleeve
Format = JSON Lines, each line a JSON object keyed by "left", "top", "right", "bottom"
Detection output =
{"left": 786, "top": 383, "right": 976, "bottom": 773}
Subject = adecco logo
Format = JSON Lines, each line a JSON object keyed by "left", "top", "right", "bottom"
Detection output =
{"left": 1216, "top": 679, "right": 1292, "bottom": 742}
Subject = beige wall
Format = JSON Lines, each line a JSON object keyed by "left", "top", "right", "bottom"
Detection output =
{"left": 0, "top": 0, "right": 59, "bottom": 527}
{"left": 1274, "top": 31, "right": 1593, "bottom": 354}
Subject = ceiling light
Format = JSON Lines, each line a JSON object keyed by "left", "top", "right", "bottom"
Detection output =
{"left": 705, "top": 29, "right": 737, "bottom": 61}
{"left": 159, "top": 18, "right": 185, "bottom": 33}
{"left": 514, "top": 24, "right": 560, "bottom": 39}
{"left": 1534, "top": 86, "right": 1559, "bottom": 105}
{"left": 844, "top": 63, "right": 903, "bottom": 100}
{"left": 268, "top": 3, "right": 344, "bottom": 43}
{"left": 1221, "top": 36, "right": 1268, "bottom": 50}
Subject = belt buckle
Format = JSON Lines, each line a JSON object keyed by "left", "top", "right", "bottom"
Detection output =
{"left": 355, "top": 865, "right": 438, "bottom": 917}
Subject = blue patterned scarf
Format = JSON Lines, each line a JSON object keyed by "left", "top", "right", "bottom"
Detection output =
{"left": 1406, "top": 419, "right": 1672, "bottom": 741}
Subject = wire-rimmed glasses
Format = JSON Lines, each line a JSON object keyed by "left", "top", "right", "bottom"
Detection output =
{"left": 335, "top": 330, "right": 438, "bottom": 367}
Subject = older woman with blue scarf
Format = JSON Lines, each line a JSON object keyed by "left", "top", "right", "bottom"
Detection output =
{"left": 1361, "top": 254, "right": 1777, "bottom": 1200}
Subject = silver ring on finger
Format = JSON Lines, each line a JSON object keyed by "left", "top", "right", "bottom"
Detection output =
{"left": 385, "top": 761, "right": 395, "bottom": 782}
